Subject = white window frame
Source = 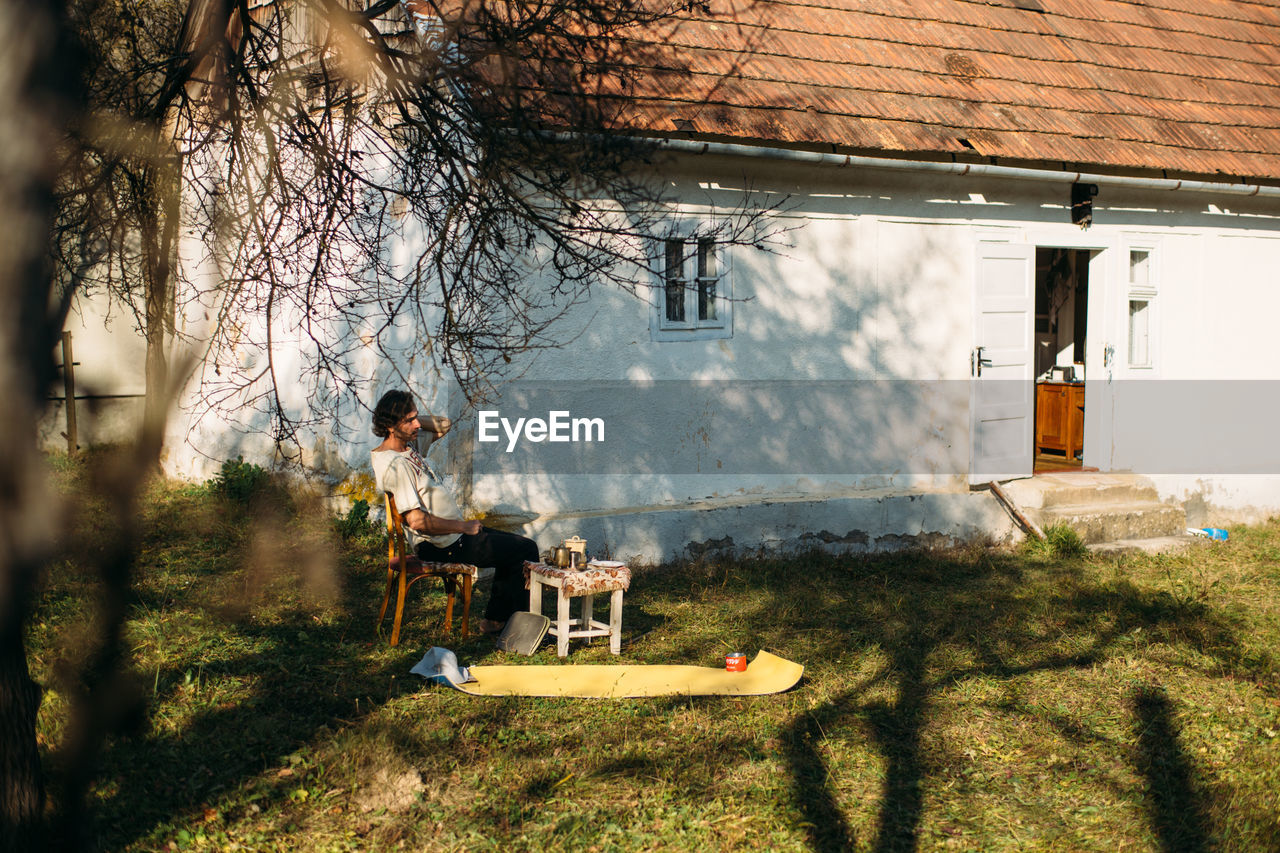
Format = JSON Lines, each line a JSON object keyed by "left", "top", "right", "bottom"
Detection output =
{"left": 650, "top": 223, "right": 733, "bottom": 342}
{"left": 1125, "top": 243, "right": 1158, "bottom": 371}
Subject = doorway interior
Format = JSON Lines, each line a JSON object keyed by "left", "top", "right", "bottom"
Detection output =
{"left": 1033, "top": 247, "right": 1091, "bottom": 472}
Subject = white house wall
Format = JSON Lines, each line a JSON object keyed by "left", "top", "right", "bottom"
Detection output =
{"left": 40, "top": 289, "right": 147, "bottom": 450}
{"left": 468, "top": 160, "right": 1001, "bottom": 549}
{"left": 47, "top": 147, "right": 1280, "bottom": 552}
{"left": 1111, "top": 224, "right": 1280, "bottom": 521}
{"left": 464, "top": 154, "right": 1280, "bottom": 555}
{"left": 156, "top": 197, "right": 459, "bottom": 484}
{"left": 467, "top": 167, "right": 980, "bottom": 525}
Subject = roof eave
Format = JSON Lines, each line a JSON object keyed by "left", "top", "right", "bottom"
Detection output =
{"left": 635, "top": 133, "right": 1280, "bottom": 199}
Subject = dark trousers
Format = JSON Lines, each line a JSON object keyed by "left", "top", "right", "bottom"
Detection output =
{"left": 415, "top": 527, "right": 539, "bottom": 623}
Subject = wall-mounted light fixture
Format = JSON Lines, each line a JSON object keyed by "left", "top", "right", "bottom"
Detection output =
{"left": 1071, "top": 182, "right": 1098, "bottom": 229}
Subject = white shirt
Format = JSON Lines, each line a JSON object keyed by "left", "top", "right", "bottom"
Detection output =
{"left": 371, "top": 447, "right": 464, "bottom": 549}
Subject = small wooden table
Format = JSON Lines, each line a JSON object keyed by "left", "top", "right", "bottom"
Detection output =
{"left": 524, "top": 561, "right": 631, "bottom": 657}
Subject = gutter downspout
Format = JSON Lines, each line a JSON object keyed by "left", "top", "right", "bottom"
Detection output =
{"left": 654, "top": 138, "right": 1280, "bottom": 199}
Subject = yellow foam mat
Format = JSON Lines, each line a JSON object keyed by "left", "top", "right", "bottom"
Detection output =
{"left": 455, "top": 650, "right": 803, "bottom": 698}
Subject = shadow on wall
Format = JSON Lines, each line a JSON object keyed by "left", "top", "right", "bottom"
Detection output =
{"left": 166, "top": 301, "right": 451, "bottom": 484}
{"left": 41, "top": 165, "right": 1037, "bottom": 491}
{"left": 39, "top": 396, "right": 147, "bottom": 452}
{"left": 460, "top": 166, "right": 1280, "bottom": 547}
{"left": 55, "top": 159, "right": 1280, "bottom": 535}
{"left": 459, "top": 212, "right": 983, "bottom": 543}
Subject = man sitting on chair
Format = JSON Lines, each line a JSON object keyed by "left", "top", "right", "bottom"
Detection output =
{"left": 371, "top": 389, "right": 538, "bottom": 636}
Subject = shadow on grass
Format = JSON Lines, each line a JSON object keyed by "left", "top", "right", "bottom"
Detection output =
{"left": 782, "top": 694, "right": 864, "bottom": 852}
{"left": 1132, "top": 684, "right": 1211, "bottom": 853}
{"left": 64, "top": 616, "right": 409, "bottom": 846}
{"left": 41, "top": 510, "right": 1263, "bottom": 851}
{"left": 632, "top": 548, "right": 1253, "bottom": 853}
{"left": 40, "top": 501, "right": 486, "bottom": 850}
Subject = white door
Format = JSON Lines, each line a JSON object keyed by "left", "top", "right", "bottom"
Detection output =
{"left": 970, "top": 243, "right": 1035, "bottom": 484}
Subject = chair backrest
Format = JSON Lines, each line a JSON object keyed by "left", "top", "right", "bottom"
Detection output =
{"left": 385, "top": 492, "right": 409, "bottom": 567}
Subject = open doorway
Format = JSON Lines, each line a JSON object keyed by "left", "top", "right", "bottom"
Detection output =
{"left": 1033, "top": 247, "right": 1090, "bottom": 472}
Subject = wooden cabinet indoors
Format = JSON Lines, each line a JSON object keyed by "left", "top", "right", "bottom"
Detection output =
{"left": 1035, "top": 381, "right": 1084, "bottom": 459}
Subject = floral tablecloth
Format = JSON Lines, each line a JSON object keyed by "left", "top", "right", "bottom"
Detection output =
{"left": 522, "top": 561, "right": 631, "bottom": 596}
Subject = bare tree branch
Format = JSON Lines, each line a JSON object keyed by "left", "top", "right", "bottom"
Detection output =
{"left": 52, "top": 0, "right": 776, "bottom": 466}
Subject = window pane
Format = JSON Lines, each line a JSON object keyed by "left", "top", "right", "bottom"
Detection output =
{"left": 1129, "top": 249, "right": 1150, "bottom": 288}
{"left": 665, "top": 239, "right": 684, "bottom": 279}
{"left": 697, "top": 238, "right": 716, "bottom": 279}
{"left": 666, "top": 280, "right": 686, "bottom": 322}
{"left": 698, "top": 278, "right": 716, "bottom": 321}
{"left": 665, "top": 239, "right": 685, "bottom": 322}
{"left": 1128, "top": 299, "right": 1149, "bottom": 365}
{"left": 697, "top": 239, "right": 717, "bottom": 321}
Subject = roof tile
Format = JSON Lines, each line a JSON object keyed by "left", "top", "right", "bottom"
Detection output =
{"left": 597, "top": 0, "right": 1280, "bottom": 180}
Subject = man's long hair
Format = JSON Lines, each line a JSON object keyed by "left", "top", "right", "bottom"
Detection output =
{"left": 372, "top": 390, "right": 416, "bottom": 438}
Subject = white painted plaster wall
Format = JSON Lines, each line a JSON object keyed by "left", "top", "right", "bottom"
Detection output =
{"left": 153, "top": 166, "right": 460, "bottom": 485}
{"left": 49, "top": 149, "right": 1280, "bottom": 551}
{"left": 462, "top": 155, "right": 1280, "bottom": 547}
{"left": 39, "top": 289, "right": 146, "bottom": 450}
{"left": 465, "top": 166, "right": 980, "bottom": 523}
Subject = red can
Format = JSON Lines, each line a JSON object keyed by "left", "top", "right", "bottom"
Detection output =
{"left": 725, "top": 652, "right": 747, "bottom": 672}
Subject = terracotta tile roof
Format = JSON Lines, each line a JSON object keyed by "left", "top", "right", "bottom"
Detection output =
{"left": 604, "top": 0, "right": 1280, "bottom": 182}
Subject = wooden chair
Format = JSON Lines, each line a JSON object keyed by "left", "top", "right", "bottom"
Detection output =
{"left": 378, "top": 492, "right": 478, "bottom": 646}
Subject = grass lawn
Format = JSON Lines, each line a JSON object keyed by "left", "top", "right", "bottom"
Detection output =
{"left": 28, "top": 454, "right": 1280, "bottom": 851}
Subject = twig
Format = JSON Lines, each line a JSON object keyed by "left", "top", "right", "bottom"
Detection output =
{"left": 990, "top": 481, "right": 1045, "bottom": 541}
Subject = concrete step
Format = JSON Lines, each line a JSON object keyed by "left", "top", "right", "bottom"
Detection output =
{"left": 1088, "top": 535, "right": 1197, "bottom": 555}
{"left": 1029, "top": 501, "right": 1186, "bottom": 544}
{"left": 1002, "top": 473, "right": 1159, "bottom": 510}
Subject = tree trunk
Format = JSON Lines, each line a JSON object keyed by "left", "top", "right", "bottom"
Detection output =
{"left": 0, "top": 639, "right": 44, "bottom": 851}
{"left": 143, "top": 275, "right": 172, "bottom": 430}
{"left": 0, "top": 0, "right": 78, "bottom": 847}
{"left": 142, "top": 175, "right": 178, "bottom": 432}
